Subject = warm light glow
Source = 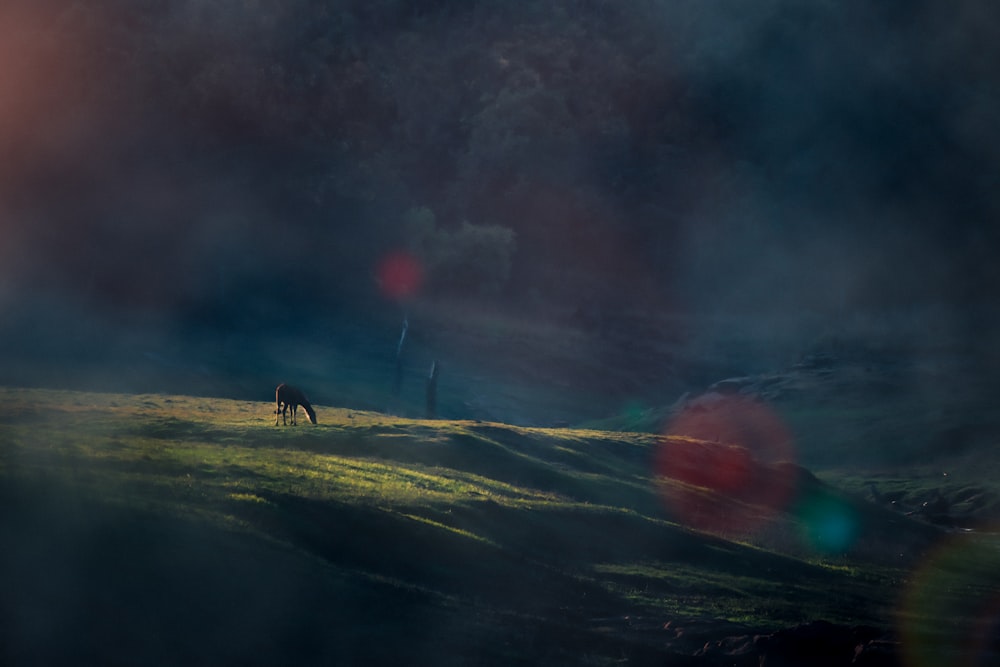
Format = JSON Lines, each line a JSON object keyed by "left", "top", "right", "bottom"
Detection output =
{"left": 898, "top": 531, "right": 1000, "bottom": 667}
{"left": 655, "top": 395, "right": 797, "bottom": 535}
{"left": 0, "top": 4, "right": 108, "bottom": 217}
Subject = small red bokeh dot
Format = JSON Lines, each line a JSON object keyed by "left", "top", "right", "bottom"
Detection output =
{"left": 376, "top": 251, "right": 423, "bottom": 300}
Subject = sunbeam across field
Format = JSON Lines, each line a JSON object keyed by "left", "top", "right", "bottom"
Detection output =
{"left": 3, "top": 387, "right": 993, "bottom": 665}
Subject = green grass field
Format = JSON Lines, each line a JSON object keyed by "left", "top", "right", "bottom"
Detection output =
{"left": 0, "top": 387, "right": 995, "bottom": 665}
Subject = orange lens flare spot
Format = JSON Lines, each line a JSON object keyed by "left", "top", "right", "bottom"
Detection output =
{"left": 898, "top": 532, "right": 1000, "bottom": 667}
{"left": 376, "top": 251, "right": 423, "bottom": 300}
{"left": 655, "top": 395, "right": 797, "bottom": 534}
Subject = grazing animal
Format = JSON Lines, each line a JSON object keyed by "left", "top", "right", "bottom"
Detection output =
{"left": 275, "top": 383, "right": 317, "bottom": 425}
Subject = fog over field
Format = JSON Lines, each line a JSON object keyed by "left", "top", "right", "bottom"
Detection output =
{"left": 2, "top": 4, "right": 1000, "bottom": 665}
{"left": 0, "top": 0, "right": 997, "bottom": 431}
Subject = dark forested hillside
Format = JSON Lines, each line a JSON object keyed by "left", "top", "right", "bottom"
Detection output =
{"left": 3, "top": 0, "right": 998, "bottom": 328}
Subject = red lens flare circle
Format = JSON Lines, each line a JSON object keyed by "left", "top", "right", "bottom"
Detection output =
{"left": 376, "top": 251, "right": 424, "bottom": 300}
{"left": 655, "top": 394, "right": 798, "bottom": 535}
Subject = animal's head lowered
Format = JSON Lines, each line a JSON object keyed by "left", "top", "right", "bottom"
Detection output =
{"left": 303, "top": 402, "right": 318, "bottom": 424}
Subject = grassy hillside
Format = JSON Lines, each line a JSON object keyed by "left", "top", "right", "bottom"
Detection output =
{"left": 0, "top": 387, "right": 995, "bottom": 665}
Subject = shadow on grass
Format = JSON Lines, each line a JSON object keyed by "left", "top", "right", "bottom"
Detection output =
{"left": 0, "top": 479, "right": 507, "bottom": 666}
{"left": 0, "top": 479, "right": 688, "bottom": 666}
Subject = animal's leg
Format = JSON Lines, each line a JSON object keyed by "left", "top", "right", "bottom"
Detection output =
{"left": 275, "top": 399, "right": 281, "bottom": 426}
{"left": 291, "top": 404, "right": 298, "bottom": 425}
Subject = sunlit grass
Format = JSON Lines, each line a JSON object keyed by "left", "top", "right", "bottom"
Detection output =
{"left": 0, "top": 385, "right": 921, "bottom": 636}
{"left": 0, "top": 387, "right": 623, "bottom": 536}
{"left": 395, "top": 511, "right": 499, "bottom": 546}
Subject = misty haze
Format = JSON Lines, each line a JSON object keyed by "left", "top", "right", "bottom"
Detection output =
{"left": 1, "top": 1, "right": 998, "bottom": 665}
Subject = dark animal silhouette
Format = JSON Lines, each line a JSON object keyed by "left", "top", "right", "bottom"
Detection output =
{"left": 275, "top": 384, "right": 317, "bottom": 425}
